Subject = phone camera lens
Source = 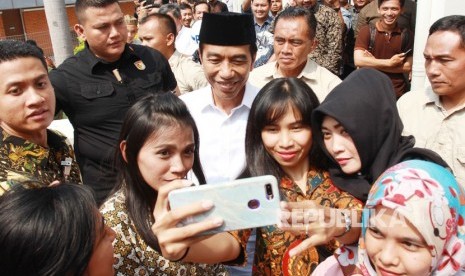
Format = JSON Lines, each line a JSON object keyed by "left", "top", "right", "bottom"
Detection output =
{"left": 248, "top": 199, "right": 260, "bottom": 209}
{"left": 265, "top": 184, "right": 274, "bottom": 200}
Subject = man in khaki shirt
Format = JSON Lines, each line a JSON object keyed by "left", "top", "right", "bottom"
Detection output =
{"left": 249, "top": 7, "right": 341, "bottom": 102}
{"left": 138, "top": 13, "right": 208, "bottom": 94}
{"left": 398, "top": 15, "right": 465, "bottom": 186}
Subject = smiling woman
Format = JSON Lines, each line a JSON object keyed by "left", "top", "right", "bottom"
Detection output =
{"left": 0, "top": 40, "right": 81, "bottom": 194}
{"left": 312, "top": 68, "right": 448, "bottom": 202}
{"left": 237, "top": 77, "right": 363, "bottom": 275}
{"left": 315, "top": 160, "right": 465, "bottom": 275}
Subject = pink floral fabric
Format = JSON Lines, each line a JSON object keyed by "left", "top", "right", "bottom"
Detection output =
{"left": 334, "top": 160, "right": 465, "bottom": 275}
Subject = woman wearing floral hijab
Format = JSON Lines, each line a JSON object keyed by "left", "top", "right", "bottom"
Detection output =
{"left": 314, "top": 160, "right": 465, "bottom": 275}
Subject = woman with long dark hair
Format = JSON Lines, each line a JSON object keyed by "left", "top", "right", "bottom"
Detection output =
{"left": 241, "top": 78, "right": 363, "bottom": 275}
{"left": 101, "top": 92, "right": 243, "bottom": 274}
{"left": 147, "top": 79, "right": 364, "bottom": 275}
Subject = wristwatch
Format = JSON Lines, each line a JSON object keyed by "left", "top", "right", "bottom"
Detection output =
{"left": 334, "top": 210, "right": 352, "bottom": 238}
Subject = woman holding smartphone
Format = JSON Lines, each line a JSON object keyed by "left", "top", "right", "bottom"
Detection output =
{"left": 239, "top": 78, "right": 365, "bottom": 275}
{"left": 100, "top": 93, "right": 244, "bottom": 275}
{"left": 277, "top": 68, "right": 449, "bottom": 267}
{"left": 151, "top": 78, "right": 364, "bottom": 275}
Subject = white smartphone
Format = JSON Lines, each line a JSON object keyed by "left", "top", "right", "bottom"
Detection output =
{"left": 168, "top": 175, "right": 280, "bottom": 235}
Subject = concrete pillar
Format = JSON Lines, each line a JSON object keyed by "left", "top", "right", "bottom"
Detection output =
{"left": 43, "top": 0, "right": 73, "bottom": 66}
{"left": 410, "top": 0, "right": 431, "bottom": 91}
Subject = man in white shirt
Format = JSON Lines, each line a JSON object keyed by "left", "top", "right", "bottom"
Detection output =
{"left": 159, "top": 3, "right": 198, "bottom": 56}
{"left": 249, "top": 7, "right": 341, "bottom": 102}
{"left": 398, "top": 15, "right": 465, "bottom": 187}
{"left": 180, "top": 12, "right": 258, "bottom": 275}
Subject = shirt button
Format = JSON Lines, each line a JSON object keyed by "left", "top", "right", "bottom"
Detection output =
{"left": 96, "top": 90, "right": 101, "bottom": 94}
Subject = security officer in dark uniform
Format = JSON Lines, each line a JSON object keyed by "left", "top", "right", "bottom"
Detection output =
{"left": 50, "top": 0, "right": 177, "bottom": 205}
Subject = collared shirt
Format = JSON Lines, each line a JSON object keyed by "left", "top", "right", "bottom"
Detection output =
{"left": 0, "top": 128, "right": 82, "bottom": 195}
{"left": 254, "top": 16, "right": 273, "bottom": 34}
{"left": 101, "top": 190, "right": 229, "bottom": 275}
{"left": 49, "top": 44, "right": 177, "bottom": 204}
{"left": 176, "top": 26, "right": 198, "bottom": 56}
{"left": 249, "top": 57, "right": 342, "bottom": 102}
{"left": 235, "top": 170, "right": 363, "bottom": 275}
{"left": 355, "top": 22, "right": 414, "bottom": 97}
{"left": 169, "top": 50, "right": 208, "bottom": 94}
{"left": 397, "top": 88, "right": 465, "bottom": 187}
{"left": 254, "top": 16, "right": 274, "bottom": 68}
{"left": 180, "top": 82, "right": 259, "bottom": 184}
{"left": 180, "top": 83, "right": 259, "bottom": 276}
{"left": 355, "top": 0, "right": 416, "bottom": 37}
{"left": 310, "top": 3, "right": 343, "bottom": 75}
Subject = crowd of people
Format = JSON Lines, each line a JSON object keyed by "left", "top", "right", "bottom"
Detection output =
{"left": 0, "top": 0, "right": 465, "bottom": 275}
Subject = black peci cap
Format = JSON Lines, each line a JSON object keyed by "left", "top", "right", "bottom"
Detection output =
{"left": 199, "top": 12, "right": 256, "bottom": 46}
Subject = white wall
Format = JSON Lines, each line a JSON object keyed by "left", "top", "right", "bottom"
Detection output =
{"left": 411, "top": 0, "right": 465, "bottom": 90}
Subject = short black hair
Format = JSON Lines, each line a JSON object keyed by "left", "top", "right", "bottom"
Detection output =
{"left": 274, "top": 7, "right": 317, "bottom": 40}
{"left": 0, "top": 39, "right": 47, "bottom": 70}
{"left": 378, "top": 0, "right": 405, "bottom": 8}
{"left": 75, "top": 0, "right": 119, "bottom": 23}
{"left": 252, "top": 0, "right": 271, "bottom": 5}
{"left": 179, "top": 2, "right": 192, "bottom": 11}
{"left": 429, "top": 15, "right": 465, "bottom": 48}
{"left": 159, "top": 3, "right": 182, "bottom": 19}
{"left": 139, "top": 13, "right": 178, "bottom": 37}
{"left": 0, "top": 184, "right": 98, "bottom": 275}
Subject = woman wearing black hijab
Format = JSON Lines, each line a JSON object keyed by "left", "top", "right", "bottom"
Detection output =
{"left": 311, "top": 68, "right": 448, "bottom": 202}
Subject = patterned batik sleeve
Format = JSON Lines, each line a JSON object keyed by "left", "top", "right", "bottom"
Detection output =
{"left": 223, "top": 229, "right": 253, "bottom": 266}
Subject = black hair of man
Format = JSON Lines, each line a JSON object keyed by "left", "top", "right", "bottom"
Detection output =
{"left": 194, "top": 0, "right": 211, "bottom": 13}
{"left": 26, "top": 39, "right": 45, "bottom": 55}
{"left": 0, "top": 184, "right": 97, "bottom": 275}
{"left": 429, "top": 15, "right": 465, "bottom": 48}
{"left": 75, "top": 0, "right": 119, "bottom": 23}
{"left": 251, "top": 0, "right": 271, "bottom": 5}
{"left": 274, "top": 7, "right": 317, "bottom": 40}
{"left": 139, "top": 12, "right": 178, "bottom": 37}
{"left": 159, "top": 3, "right": 182, "bottom": 19}
{"left": 179, "top": 2, "right": 192, "bottom": 11}
{"left": 377, "top": 0, "right": 405, "bottom": 8}
{"left": 0, "top": 39, "right": 47, "bottom": 70}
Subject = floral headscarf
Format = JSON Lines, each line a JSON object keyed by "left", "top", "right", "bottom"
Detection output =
{"left": 335, "top": 160, "right": 465, "bottom": 275}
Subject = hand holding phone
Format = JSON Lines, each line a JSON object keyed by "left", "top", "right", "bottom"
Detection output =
{"left": 403, "top": 49, "right": 412, "bottom": 55}
{"left": 152, "top": 179, "right": 221, "bottom": 261}
{"left": 168, "top": 175, "right": 280, "bottom": 235}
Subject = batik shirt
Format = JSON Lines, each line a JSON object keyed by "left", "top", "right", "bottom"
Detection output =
{"left": 0, "top": 128, "right": 81, "bottom": 195}
{"left": 238, "top": 169, "right": 363, "bottom": 275}
{"left": 101, "top": 189, "right": 247, "bottom": 275}
{"left": 310, "top": 4, "right": 344, "bottom": 75}
{"left": 254, "top": 17, "right": 274, "bottom": 68}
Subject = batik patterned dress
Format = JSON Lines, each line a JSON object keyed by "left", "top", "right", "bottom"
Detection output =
{"left": 237, "top": 169, "right": 363, "bottom": 275}
{"left": 101, "top": 189, "right": 247, "bottom": 275}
